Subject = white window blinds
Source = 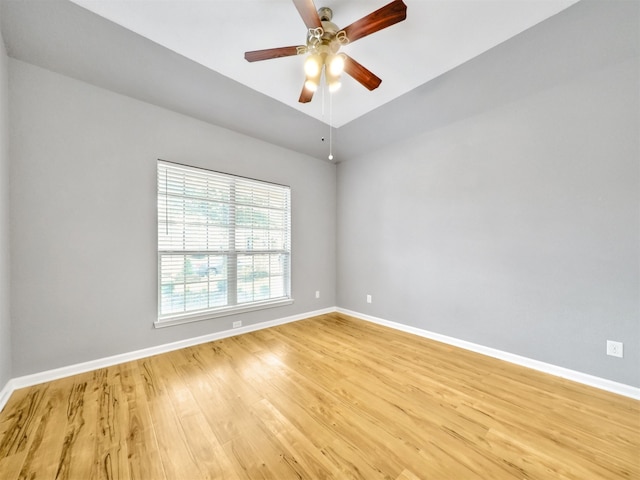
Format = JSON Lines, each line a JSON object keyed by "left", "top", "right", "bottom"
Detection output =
{"left": 157, "top": 161, "right": 292, "bottom": 326}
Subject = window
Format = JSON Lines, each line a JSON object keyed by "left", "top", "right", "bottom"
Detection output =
{"left": 157, "top": 161, "right": 292, "bottom": 327}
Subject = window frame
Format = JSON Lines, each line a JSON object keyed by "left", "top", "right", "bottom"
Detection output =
{"left": 155, "top": 160, "right": 293, "bottom": 328}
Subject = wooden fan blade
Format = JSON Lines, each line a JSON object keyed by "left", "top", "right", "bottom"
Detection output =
{"left": 244, "top": 46, "right": 303, "bottom": 62}
{"left": 343, "top": 55, "right": 382, "bottom": 91}
{"left": 299, "top": 83, "right": 315, "bottom": 103}
{"left": 292, "top": 0, "right": 322, "bottom": 30}
{"left": 341, "top": 0, "right": 407, "bottom": 44}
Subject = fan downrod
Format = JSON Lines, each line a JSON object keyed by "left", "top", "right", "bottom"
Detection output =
{"left": 318, "top": 7, "right": 332, "bottom": 21}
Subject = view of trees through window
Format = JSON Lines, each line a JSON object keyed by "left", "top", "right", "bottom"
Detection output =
{"left": 158, "top": 161, "right": 291, "bottom": 320}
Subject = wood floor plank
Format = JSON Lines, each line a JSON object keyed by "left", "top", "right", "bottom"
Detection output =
{"left": 11, "top": 376, "right": 79, "bottom": 480}
{"left": 142, "top": 355, "right": 209, "bottom": 479}
{"left": 395, "top": 469, "right": 422, "bottom": 480}
{"left": 0, "top": 383, "right": 49, "bottom": 465}
{"left": 250, "top": 398, "right": 340, "bottom": 479}
{"left": 118, "top": 361, "right": 166, "bottom": 480}
{"left": 90, "top": 366, "right": 134, "bottom": 480}
{"left": 0, "top": 385, "right": 53, "bottom": 478}
{"left": 1, "top": 312, "right": 638, "bottom": 479}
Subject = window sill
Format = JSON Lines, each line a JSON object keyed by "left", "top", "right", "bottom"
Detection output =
{"left": 154, "top": 298, "right": 294, "bottom": 328}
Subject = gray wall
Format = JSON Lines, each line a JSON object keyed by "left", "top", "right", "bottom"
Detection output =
{"left": 9, "top": 59, "right": 336, "bottom": 377}
{"left": 337, "top": 52, "right": 639, "bottom": 387}
{"left": 0, "top": 8, "right": 11, "bottom": 389}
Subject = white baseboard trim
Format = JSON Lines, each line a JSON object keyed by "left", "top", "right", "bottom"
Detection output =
{"left": 0, "top": 378, "right": 15, "bottom": 412}
{"left": 0, "top": 307, "right": 336, "bottom": 412}
{"left": 2, "top": 306, "right": 637, "bottom": 412}
{"left": 337, "top": 308, "right": 640, "bottom": 400}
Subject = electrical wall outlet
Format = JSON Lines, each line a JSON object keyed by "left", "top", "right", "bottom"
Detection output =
{"left": 233, "top": 320, "right": 242, "bottom": 329}
{"left": 366, "top": 294, "right": 372, "bottom": 304}
{"left": 315, "top": 291, "right": 320, "bottom": 299}
{"left": 606, "top": 340, "right": 623, "bottom": 358}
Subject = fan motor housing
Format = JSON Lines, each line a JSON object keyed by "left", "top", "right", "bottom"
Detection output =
{"left": 307, "top": 7, "right": 341, "bottom": 52}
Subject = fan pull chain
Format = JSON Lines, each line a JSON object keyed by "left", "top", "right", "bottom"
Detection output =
{"left": 328, "top": 91, "right": 334, "bottom": 161}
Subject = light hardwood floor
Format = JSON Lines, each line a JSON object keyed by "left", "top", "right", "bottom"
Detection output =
{"left": 0, "top": 313, "right": 638, "bottom": 479}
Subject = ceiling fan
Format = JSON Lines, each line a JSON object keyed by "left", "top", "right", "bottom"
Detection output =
{"left": 244, "top": 0, "right": 408, "bottom": 103}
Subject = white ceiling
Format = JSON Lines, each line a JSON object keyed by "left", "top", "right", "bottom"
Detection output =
{"left": 68, "top": 0, "right": 579, "bottom": 128}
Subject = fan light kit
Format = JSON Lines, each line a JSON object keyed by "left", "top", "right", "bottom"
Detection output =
{"left": 245, "top": 0, "right": 408, "bottom": 104}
